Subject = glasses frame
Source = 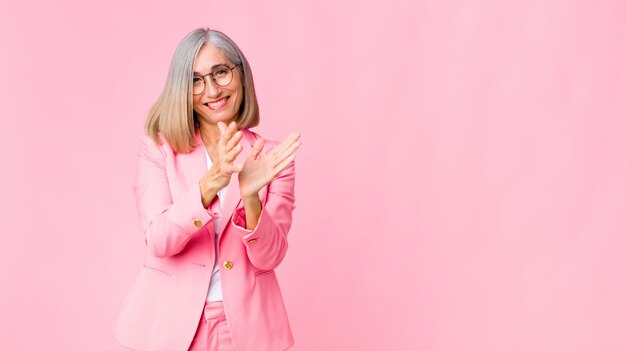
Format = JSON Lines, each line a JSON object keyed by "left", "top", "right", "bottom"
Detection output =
{"left": 192, "top": 63, "right": 241, "bottom": 95}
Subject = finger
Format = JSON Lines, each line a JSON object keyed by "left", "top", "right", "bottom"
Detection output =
{"left": 217, "top": 123, "right": 238, "bottom": 153}
{"left": 249, "top": 138, "right": 265, "bottom": 159}
{"left": 227, "top": 120, "right": 238, "bottom": 135}
{"left": 221, "top": 122, "right": 239, "bottom": 148}
{"left": 218, "top": 120, "right": 236, "bottom": 138}
{"left": 226, "top": 143, "right": 243, "bottom": 162}
{"left": 225, "top": 130, "right": 243, "bottom": 151}
{"left": 278, "top": 132, "right": 301, "bottom": 150}
{"left": 272, "top": 139, "right": 301, "bottom": 166}
{"left": 272, "top": 153, "right": 296, "bottom": 177}
{"left": 271, "top": 132, "right": 301, "bottom": 157}
{"left": 217, "top": 122, "right": 227, "bottom": 147}
{"left": 227, "top": 163, "right": 243, "bottom": 173}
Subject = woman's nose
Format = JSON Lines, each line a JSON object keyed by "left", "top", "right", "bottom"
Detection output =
{"left": 203, "top": 78, "right": 221, "bottom": 98}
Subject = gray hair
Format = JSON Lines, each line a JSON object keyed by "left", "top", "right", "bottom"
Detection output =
{"left": 145, "top": 28, "right": 260, "bottom": 153}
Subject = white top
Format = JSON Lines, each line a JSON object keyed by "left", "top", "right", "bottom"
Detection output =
{"left": 204, "top": 148, "right": 226, "bottom": 302}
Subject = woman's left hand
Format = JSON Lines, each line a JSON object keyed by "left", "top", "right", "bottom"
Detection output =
{"left": 238, "top": 132, "right": 302, "bottom": 199}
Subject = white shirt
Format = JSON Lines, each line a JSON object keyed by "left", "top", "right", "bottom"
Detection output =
{"left": 204, "top": 148, "right": 226, "bottom": 302}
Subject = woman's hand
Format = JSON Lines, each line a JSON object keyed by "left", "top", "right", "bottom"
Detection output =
{"left": 238, "top": 132, "right": 302, "bottom": 199}
{"left": 199, "top": 121, "right": 243, "bottom": 208}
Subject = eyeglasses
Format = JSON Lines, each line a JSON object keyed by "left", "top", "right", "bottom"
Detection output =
{"left": 192, "top": 64, "right": 241, "bottom": 95}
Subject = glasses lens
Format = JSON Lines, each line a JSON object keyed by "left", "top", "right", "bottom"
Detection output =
{"left": 193, "top": 76, "right": 205, "bottom": 95}
{"left": 214, "top": 67, "right": 232, "bottom": 87}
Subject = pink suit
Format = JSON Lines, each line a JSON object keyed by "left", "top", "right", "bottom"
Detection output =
{"left": 114, "top": 128, "right": 295, "bottom": 351}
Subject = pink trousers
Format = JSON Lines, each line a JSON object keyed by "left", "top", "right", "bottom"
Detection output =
{"left": 188, "top": 301, "right": 236, "bottom": 351}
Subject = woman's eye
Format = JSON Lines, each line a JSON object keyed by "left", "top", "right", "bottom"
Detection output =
{"left": 193, "top": 77, "right": 202, "bottom": 83}
{"left": 214, "top": 69, "right": 228, "bottom": 76}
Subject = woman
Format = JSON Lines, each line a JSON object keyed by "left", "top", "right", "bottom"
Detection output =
{"left": 114, "top": 28, "right": 301, "bottom": 351}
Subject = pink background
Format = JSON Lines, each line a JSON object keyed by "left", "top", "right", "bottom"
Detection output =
{"left": 1, "top": 0, "right": 625, "bottom": 350}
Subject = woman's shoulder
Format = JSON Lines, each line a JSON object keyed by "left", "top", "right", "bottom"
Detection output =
{"left": 137, "top": 131, "right": 177, "bottom": 161}
{"left": 139, "top": 131, "right": 167, "bottom": 149}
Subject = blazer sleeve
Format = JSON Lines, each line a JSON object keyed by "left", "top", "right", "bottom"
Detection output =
{"left": 133, "top": 134, "right": 220, "bottom": 258}
{"left": 229, "top": 155, "right": 296, "bottom": 271}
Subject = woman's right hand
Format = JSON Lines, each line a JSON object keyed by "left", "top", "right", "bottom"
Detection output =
{"left": 199, "top": 121, "right": 243, "bottom": 208}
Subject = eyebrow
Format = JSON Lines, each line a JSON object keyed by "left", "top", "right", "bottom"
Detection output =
{"left": 193, "top": 63, "right": 228, "bottom": 75}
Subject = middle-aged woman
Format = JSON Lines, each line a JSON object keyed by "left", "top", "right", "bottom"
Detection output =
{"left": 113, "top": 28, "right": 301, "bottom": 351}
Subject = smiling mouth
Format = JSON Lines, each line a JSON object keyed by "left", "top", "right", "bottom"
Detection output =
{"left": 205, "top": 97, "right": 229, "bottom": 110}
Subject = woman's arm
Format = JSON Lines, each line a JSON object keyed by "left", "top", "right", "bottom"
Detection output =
{"left": 230, "top": 159, "right": 296, "bottom": 271}
{"left": 241, "top": 194, "right": 262, "bottom": 230}
{"left": 134, "top": 134, "right": 220, "bottom": 258}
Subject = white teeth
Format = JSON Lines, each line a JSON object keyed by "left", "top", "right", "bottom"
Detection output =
{"left": 208, "top": 98, "right": 227, "bottom": 109}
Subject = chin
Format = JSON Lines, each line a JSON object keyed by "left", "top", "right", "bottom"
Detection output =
{"left": 216, "top": 114, "right": 236, "bottom": 124}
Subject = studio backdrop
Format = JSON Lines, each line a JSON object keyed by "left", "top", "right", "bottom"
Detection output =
{"left": 1, "top": 0, "right": 625, "bottom": 350}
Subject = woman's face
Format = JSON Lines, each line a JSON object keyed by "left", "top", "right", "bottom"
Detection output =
{"left": 192, "top": 43, "right": 243, "bottom": 127}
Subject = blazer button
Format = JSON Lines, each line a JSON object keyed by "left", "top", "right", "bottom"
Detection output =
{"left": 193, "top": 219, "right": 203, "bottom": 227}
{"left": 223, "top": 260, "right": 233, "bottom": 270}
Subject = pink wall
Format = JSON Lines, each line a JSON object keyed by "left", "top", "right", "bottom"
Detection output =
{"left": 1, "top": 0, "right": 625, "bottom": 350}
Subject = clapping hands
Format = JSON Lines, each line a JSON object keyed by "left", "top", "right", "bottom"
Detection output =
{"left": 237, "top": 130, "right": 301, "bottom": 199}
{"left": 216, "top": 121, "right": 301, "bottom": 199}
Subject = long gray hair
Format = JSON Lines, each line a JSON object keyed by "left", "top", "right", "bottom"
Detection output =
{"left": 145, "top": 28, "right": 260, "bottom": 153}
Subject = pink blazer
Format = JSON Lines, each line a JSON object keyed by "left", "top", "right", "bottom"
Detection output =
{"left": 114, "top": 128, "right": 295, "bottom": 351}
